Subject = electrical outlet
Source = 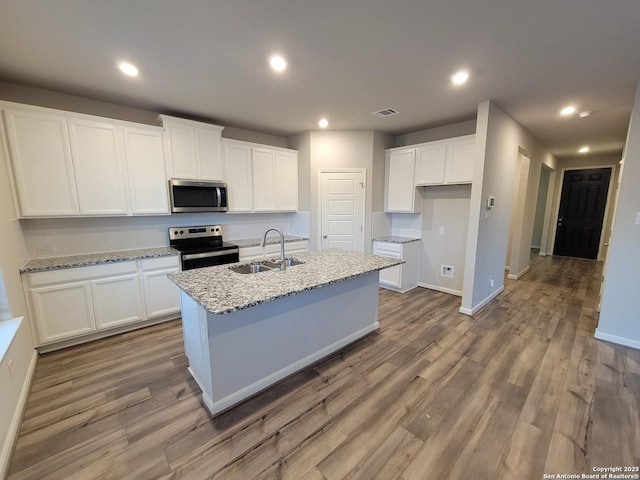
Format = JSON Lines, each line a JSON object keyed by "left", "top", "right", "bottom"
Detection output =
{"left": 8, "top": 359, "right": 15, "bottom": 380}
{"left": 489, "top": 275, "right": 495, "bottom": 288}
{"left": 441, "top": 265, "right": 454, "bottom": 278}
{"left": 438, "top": 227, "right": 445, "bottom": 235}
{"left": 484, "top": 210, "right": 491, "bottom": 220}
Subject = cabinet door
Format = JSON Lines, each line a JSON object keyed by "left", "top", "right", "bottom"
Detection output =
{"left": 252, "top": 148, "right": 277, "bottom": 211}
{"left": 223, "top": 142, "right": 254, "bottom": 212}
{"left": 3, "top": 109, "right": 79, "bottom": 217}
{"left": 275, "top": 151, "right": 299, "bottom": 211}
{"left": 124, "top": 127, "right": 169, "bottom": 214}
{"left": 379, "top": 264, "right": 402, "bottom": 288}
{"left": 68, "top": 119, "right": 129, "bottom": 215}
{"left": 444, "top": 137, "right": 474, "bottom": 184}
{"left": 31, "top": 281, "right": 95, "bottom": 343}
{"left": 141, "top": 268, "right": 181, "bottom": 318}
{"left": 165, "top": 124, "right": 198, "bottom": 179}
{"left": 386, "top": 150, "right": 419, "bottom": 213}
{"left": 415, "top": 143, "right": 446, "bottom": 185}
{"left": 197, "top": 128, "right": 224, "bottom": 181}
{"left": 91, "top": 273, "right": 145, "bottom": 329}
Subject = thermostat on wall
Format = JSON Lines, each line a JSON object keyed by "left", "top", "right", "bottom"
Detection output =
{"left": 487, "top": 196, "right": 496, "bottom": 208}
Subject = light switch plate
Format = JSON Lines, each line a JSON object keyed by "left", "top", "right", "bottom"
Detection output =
{"left": 636, "top": 212, "right": 640, "bottom": 225}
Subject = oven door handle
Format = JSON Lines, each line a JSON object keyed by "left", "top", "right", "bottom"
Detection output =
{"left": 216, "top": 187, "right": 222, "bottom": 208}
{"left": 182, "top": 249, "right": 238, "bottom": 261}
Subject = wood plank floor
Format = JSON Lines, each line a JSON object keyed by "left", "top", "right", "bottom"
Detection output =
{"left": 8, "top": 252, "right": 640, "bottom": 479}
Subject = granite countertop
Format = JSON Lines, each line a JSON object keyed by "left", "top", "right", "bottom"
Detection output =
{"left": 373, "top": 236, "right": 421, "bottom": 244}
{"left": 169, "top": 249, "right": 402, "bottom": 316}
{"left": 20, "top": 247, "right": 179, "bottom": 273}
{"left": 229, "top": 235, "right": 308, "bottom": 248}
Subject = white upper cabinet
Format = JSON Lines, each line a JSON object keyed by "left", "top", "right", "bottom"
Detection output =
{"left": 197, "top": 128, "right": 224, "bottom": 181}
{"left": 415, "top": 143, "right": 446, "bottom": 185}
{"left": 2, "top": 102, "right": 172, "bottom": 217}
{"left": 159, "top": 114, "right": 224, "bottom": 181}
{"left": 2, "top": 108, "right": 80, "bottom": 217}
{"left": 252, "top": 147, "right": 278, "bottom": 211}
{"left": 223, "top": 141, "right": 254, "bottom": 213}
{"left": 275, "top": 150, "right": 299, "bottom": 211}
{"left": 123, "top": 126, "right": 169, "bottom": 215}
{"left": 67, "top": 118, "right": 129, "bottom": 215}
{"left": 385, "top": 149, "right": 421, "bottom": 213}
{"left": 223, "top": 139, "right": 298, "bottom": 213}
{"left": 444, "top": 135, "right": 475, "bottom": 184}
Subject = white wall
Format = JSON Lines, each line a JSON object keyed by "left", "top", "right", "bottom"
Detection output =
{"left": 461, "top": 101, "right": 556, "bottom": 314}
{"left": 303, "top": 130, "right": 379, "bottom": 252}
{"left": 596, "top": 81, "right": 640, "bottom": 349}
{"left": 0, "top": 115, "right": 36, "bottom": 478}
{"left": 20, "top": 212, "right": 299, "bottom": 258}
{"left": 394, "top": 119, "right": 476, "bottom": 147}
{"left": 419, "top": 185, "right": 471, "bottom": 295}
{"left": 531, "top": 166, "right": 551, "bottom": 248}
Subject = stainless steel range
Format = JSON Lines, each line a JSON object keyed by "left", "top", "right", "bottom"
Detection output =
{"left": 169, "top": 224, "right": 239, "bottom": 270}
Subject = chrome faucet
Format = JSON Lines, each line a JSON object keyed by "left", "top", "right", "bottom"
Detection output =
{"left": 260, "top": 228, "right": 286, "bottom": 270}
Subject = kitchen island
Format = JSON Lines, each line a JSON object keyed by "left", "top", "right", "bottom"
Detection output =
{"left": 169, "top": 249, "right": 402, "bottom": 416}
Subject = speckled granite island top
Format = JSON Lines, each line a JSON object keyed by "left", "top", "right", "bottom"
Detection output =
{"left": 20, "top": 247, "right": 179, "bottom": 273}
{"left": 373, "top": 236, "right": 421, "bottom": 244}
{"left": 169, "top": 249, "right": 402, "bottom": 315}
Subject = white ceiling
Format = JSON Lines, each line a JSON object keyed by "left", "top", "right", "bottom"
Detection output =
{"left": 1, "top": 0, "right": 639, "bottom": 158}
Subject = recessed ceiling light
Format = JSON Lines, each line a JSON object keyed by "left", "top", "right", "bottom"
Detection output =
{"left": 451, "top": 70, "right": 469, "bottom": 85}
{"left": 269, "top": 55, "right": 288, "bottom": 72}
{"left": 318, "top": 118, "right": 329, "bottom": 129}
{"left": 578, "top": 146, "right": 590, "bottom": 153}
{"left": 560, "top": 105, "right": 576, "bottom": 116}
{"left": 579, "top": 111, "right": 592, "bottom": 118}
{"left": 118, "top": 62, "right": 139, "bottom": 77}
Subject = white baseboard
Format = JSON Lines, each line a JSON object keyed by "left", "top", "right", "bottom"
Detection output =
{"left": 459, "top": 285, "right": 505, "bottom": 316}
{"left": 507, "top": 265, "right": 530, "bottom": 280}
{"left": 417, "top": 282, "right": 462, "bottom": 297}
{"left": 0, "top": 349, "right": 37, "bottom": 479}
{"left": 594, "top": 330, "right": 640, "bottom": 350}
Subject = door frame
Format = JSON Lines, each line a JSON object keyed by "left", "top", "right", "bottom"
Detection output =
{"left": 317, "top": 168, "right": 367, "bottom": 252}
{"left": 549, "top": 163, "right": 618, "bottom": 261}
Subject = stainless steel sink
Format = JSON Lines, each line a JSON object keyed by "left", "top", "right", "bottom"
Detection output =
{"left": 229, "top": 263, "right": 273, "bottom": 274}
{"left": 262, "top": 258, "right": 305, "bottom": 269}
{"left": 229, "top": 258, "right": 305, "bottom": 274}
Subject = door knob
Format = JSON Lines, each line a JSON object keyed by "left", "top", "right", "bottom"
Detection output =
{"left": 323, "top": 235, "right": 327, "bottom": 239}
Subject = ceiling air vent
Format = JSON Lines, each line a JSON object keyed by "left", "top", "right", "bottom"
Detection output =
{"left": 372, "top": 108, "right": 399, "bottom": 118}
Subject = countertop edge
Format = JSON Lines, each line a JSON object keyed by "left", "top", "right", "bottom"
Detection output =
{"left": 20, "top": 247, "right": 180, "bottom": 273}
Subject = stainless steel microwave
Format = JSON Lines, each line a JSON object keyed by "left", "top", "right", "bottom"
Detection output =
{"left": 169, "top": 179, "right": 228, "bottom": 213}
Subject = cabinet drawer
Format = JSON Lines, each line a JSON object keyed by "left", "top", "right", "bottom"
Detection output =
{"left": 373, "top": 242, "right": 403, "bottom": 258}
{"left": 140, "top": 256, "right": 180, "bottom": 271}
{"left": 29, "top": 261, "right": 138, "bottom": 287}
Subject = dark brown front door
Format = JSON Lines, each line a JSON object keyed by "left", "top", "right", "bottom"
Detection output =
{"left": 553, "top": 167, "right": 611, "bottom": 259}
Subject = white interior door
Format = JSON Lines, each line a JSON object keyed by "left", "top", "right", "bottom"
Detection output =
{"left": 320, "top": 171, "right": 365, "bottom": 251}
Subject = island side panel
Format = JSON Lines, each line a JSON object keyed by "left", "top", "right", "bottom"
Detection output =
{"left": 206, "top": 271, "right": 380, "bottom": 416}
{"left": 180, "top": 290, "right": 214, "bottom": 406}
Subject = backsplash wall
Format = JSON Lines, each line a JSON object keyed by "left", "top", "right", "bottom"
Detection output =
{"left": 20, "top": 212, "right": 311, "bottom": 258}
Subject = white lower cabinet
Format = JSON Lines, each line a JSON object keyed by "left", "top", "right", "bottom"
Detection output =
{"left": 238, "top": 240, "right": 309, "bottom": 262}
{"left": 31, "top": 281, "right": 95, "bottom": 343}
{"left": 141, "top": 256, "right": 181, "bottom": 318}
{"left": 91, "top": 273, "right": 145, "bottom": 329}
{"left": 373, "top": 240, "right": 420, "bottom": 293}
{"left": 25, "top": 256, "right": 181, "bottom": 347}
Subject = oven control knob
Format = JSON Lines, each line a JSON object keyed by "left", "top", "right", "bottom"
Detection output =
{"left": 173, "top": 230, "right": 179, "bottom": 235}
{"left": 180, "top": 230, "right": 184, "bottom": 234}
